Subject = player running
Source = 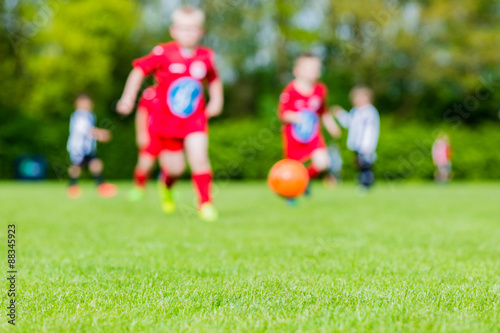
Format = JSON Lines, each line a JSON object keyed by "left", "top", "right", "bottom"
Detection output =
{"left": 128, "top": 85, "right": 167, "bottom": 201}
{"left": 66, "top": 93, "right": 118, "bottom": 199}
{"left": 116, "top": 6, "right": 224, "bottom": 222}
{"left": 278, "top": 52, "right": 342, "bottom": 201}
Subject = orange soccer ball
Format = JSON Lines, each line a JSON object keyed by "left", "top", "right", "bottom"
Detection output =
{"left": 268, "top": 159, "right": 310, "bottom": 198}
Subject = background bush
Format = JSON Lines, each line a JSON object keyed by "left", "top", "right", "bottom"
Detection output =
{"left": 2, "top": 0, "right": 500, "bottom": 181}
{"left": 2, "top": 105, "right": 499, "bottom": 181}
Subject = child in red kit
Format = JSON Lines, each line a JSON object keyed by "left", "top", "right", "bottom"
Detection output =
{"left": 117, "top": 6, "right": 224, "bottom": 222}
{"left": 128, "top": 85, "right": 166, "bottom": 201}
{"left": 432, "top": 133, "right": 452, "bottom": 183}
{"left": 278, "top": 53, "right": 341, "bottom": 202}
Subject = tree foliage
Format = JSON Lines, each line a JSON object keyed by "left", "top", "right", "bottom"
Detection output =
{"left": 1, "top": 0, "right": 499, "bottom": 179}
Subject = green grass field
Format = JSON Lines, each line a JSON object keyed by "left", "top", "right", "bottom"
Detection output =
{"left": 1, "top": 181, "right": 499, "bottom": 332}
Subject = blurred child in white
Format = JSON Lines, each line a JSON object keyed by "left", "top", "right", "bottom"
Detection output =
{"left": 67, "top": 93, "right": 118, "bottom": 198}
{"left": 331, "top": 86, "right": 380, "bottom": 190}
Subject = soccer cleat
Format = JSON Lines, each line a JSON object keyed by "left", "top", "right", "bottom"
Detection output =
{"left": 128, "top": 186, "right": 145, "bottom": 202}
{"left": 97, "top": 183, "right": 118, "bottom": 198}
{"left": 285, "top": 197, "right": 298, "bottom": 207}
{"left": 67, "top": 185, "right": 82, "bottom": 199}
{"left": 159, "top": 181, "right": 176, "bottom": 214}
{"left": 199, "top": 203, "right": 218, "bottom": 222}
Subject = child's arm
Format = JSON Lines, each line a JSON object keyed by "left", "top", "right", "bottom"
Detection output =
{"left": 278, "top": 92, "right": 301, "bottom": 124}
{"left": 71, "top": 114, "right": 111, "bottom": 143}
{"left": 116, "top": 68, "right": 145, "bottom": 115}
{"left": 206, "top": 79, "right": 224, "bottom": 118}
{"left": 135, "top": 108, "right": 149, "bottom": 149}
{"left": 319, "top": 91, "right": 340, "bottom": 138}
{"left": 92, "top": 128, "right": 112, "bottom": 143}
{"left": 322, "top": 112, "right": 342, "bottom": 139}
{"left": 280, "top": 111, "right": 302, "bottom": 124}
{"left": 331, "top": 105, "right": 351, "bottom": 128}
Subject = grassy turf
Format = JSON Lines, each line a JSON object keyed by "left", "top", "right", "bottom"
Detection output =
{"left": 1, "top": 181, "right": 499, "bottom": 332}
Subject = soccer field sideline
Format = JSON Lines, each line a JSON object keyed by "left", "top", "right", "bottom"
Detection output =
{"left": 1, "top": 181, "right": 499, "bottom": 332}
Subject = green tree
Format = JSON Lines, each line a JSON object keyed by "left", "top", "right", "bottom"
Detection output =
{"left": 16, "top": 0, "right": 138, "bottom": 117}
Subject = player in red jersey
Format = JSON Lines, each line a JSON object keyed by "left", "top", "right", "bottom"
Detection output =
{"left": 278, "top": 53, "right": 341, "bottom": 200}
{"left": 128, "top": 85, "right": 164, "bottom": 201}
{"left": 117, "top": 6, "right": 224, "bottom": 222}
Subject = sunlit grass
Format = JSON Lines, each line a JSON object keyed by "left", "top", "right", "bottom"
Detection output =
{"left": 1, "top": 181, "right": 499, "bottom": 332}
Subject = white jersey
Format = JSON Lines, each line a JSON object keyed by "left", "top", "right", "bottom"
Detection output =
{"left": 67, "top": 110, "right": 96, "bottom": 164}
{"left": 336, "top": 104, "right": 380, "bottom": 159}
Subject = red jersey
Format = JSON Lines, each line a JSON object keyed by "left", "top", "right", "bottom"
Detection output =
{"left": 278, "top": 82, "right": 328, "bottom": 161}
{"left": 133, "top": 41, "right": 219, "bottom": 138}
{"left": 137, "top": 86, "right": 159, "bottom": 114}
{"left": 137, "top": 85, "right": 160, "bottom": 134}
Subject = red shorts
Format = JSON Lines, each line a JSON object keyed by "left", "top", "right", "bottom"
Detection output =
{"left": 283, "top": 133, "right": 326, "bottom": 162}
{"left": 141, "top": 136, "right": 185, "bottom": 157}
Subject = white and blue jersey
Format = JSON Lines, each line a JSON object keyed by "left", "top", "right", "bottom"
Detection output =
{"left": 336, "top": 104, "right": 380, "bottom": 163}
{"left": 67, "top": 110, "right": 97, "bottom": 165}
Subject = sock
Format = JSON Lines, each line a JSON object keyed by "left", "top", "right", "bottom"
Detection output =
{"left": 308, "top": 166, "right": 320, "bottom": 179}
{"left": 134, "top": 169, "right": 148, "bottom": 188}
{"left": 94, "top": 173, "right": 105, "bottom": 186}
{"left": 192, "top": 172, "right": 212, "bottom": 207}
{"left": 162, "top": 170, "right": 178, "bottom": 189}
{"left": 166, "top": 176, "right": 178, "bottom": 189}
{"left": 69, "top": 177, "right": 78, "bottom": 187}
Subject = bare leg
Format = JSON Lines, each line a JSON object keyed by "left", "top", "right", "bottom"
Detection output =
{"left": 159, "top": 150, "right": 186, "bottom": 182}
{"left": 68, "top": 165, "right": 82, "bottom": 186}
{"left": 185, "top": 132, "right": 213, "bottom": 207}
{"left": 310, "top": 148, "right": 330, "bottom": 175}
{"left": 89, "top": 158, "right": 104, "bottom": 185}
{"left": 134, "top": 153, "right": 156, "bottom": 188}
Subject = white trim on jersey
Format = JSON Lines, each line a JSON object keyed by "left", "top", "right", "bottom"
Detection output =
{"left": 337, "top": 104, "right": 380, "bottom": 159}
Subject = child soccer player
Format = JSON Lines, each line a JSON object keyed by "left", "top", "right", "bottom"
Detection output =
{"left": 278, "top": 52, "right": 342, "bottom": 200}
{"left": 67, "top": 93, "right": 118, "bottom": 199}
{"left": 128, "top": 85, "right": 163, "bottom": 201}
{"left": 432, "top": 133, "right": 452, "bottom": 183}
{"left": 116, "top": 6, "right": 224, "bottom": 222}
{"left": 332, "top": 86, "right": 380, "bottom": 190}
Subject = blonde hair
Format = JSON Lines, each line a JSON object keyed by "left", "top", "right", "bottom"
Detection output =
{"left": 294, "top": 52, "right": 320, "bottom": 67}
{"left": 349, "top": 86, "right": 374, "bottom": 103}
{"left": 172, "top": 6, "right": 205, "bottom": 26}
{"left": 75, "top": 92, "right": 92, "bottom": 103}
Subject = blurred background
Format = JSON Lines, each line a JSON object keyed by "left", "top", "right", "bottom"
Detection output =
{"left": 1, "top": 0, "right": 500, "bottom": 181}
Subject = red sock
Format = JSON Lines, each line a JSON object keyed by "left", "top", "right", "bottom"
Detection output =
{"left": 161, "top": 170, "right": 178, "bottom": 189}
{"left": 308, "top": 166, "right": 320, "bottom": 179}
{"left": 192, "top": 172, "right": 212, "bottom": 206}
{"left": 165, "top": 175, "right": 178, "bottom": 189}
{"left": 134, "top": 169, "right": 148, "bottom": 188}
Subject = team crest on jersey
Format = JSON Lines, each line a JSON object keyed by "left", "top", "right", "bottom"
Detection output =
{"left": 308, "top": 96, "right": 322, "bottom": 111}
{"left": 169, "top": 63, "right": 187, "bottom": 74}
{"left": 291, "top": 110, "right": 319, "bottom": 144}
{"left": 167, "top": 77, "right": 203, "bottom": 118}
{"left": 189, "top": 61, "right": 207, "bottom": 80}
